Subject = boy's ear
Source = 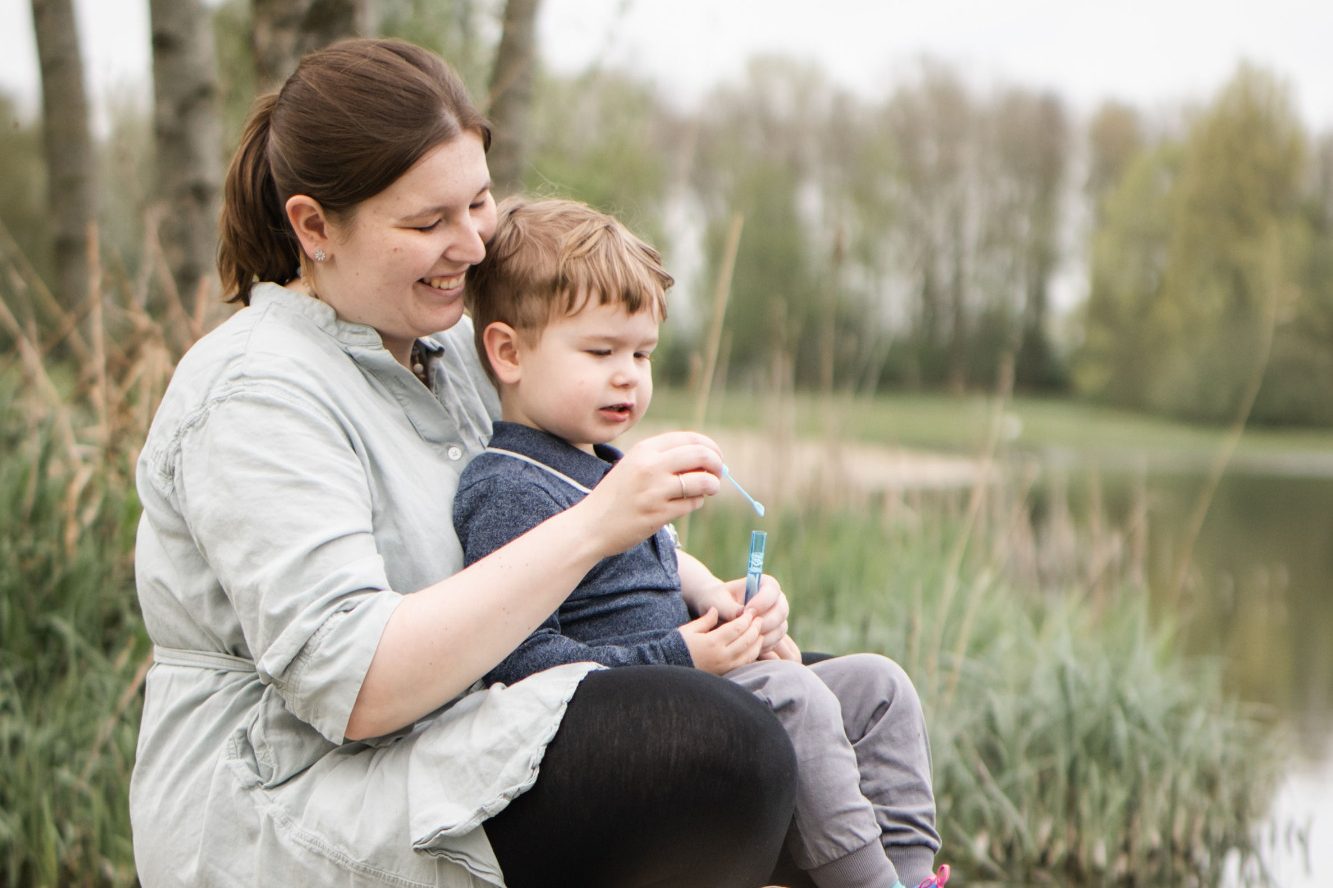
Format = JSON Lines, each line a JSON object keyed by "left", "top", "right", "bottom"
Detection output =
{"left": 285, "top": 194, "right": 332, "bottom": 260}
{"left": 482, "top": 322, "right": 524, "bottom": 385}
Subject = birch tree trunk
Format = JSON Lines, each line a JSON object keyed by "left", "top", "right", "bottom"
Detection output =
{"left": 30, "top": 0, "right": 96, "bottom": 310}
{"left": 252, "top": 0, "right": 371, "bottom": 93}
{"left": 486, "top": 0, "right": 542, "bottom": 196}
{"left": 150, "top": 0, "right": 223, "bottom": 303}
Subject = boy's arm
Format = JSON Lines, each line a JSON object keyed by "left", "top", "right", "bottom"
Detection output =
{"left": 676, "top": 550, "right": 741, "bottom": 619}
{"left": 485, "top": 619, "right": 694, "bottom": 686}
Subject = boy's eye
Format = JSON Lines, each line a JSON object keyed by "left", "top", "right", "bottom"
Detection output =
{"left": 635, "top": 352, "right": 653, "bottom": 361}
{"left": 586, "top": 349, "right": 611, "bottom": 357}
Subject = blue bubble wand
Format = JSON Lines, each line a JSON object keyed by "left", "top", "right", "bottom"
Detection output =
{"left": 721, "top": 465, "right": 767, "bottom": 603}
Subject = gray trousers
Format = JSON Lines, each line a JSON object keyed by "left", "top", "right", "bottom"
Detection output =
{"left": 727, "top": 654, "right": 940, "bottom": 888}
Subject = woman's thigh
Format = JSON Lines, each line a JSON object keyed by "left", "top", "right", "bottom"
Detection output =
{"left": 484, "top": 665, "right": 797, "bottom": 888}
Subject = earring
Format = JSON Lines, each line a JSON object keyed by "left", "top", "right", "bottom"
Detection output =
{"left": 313, "top": 248, "right": 328, "bottom": 262}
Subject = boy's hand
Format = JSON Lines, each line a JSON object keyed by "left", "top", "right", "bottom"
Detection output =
{"left": 685, "top": 574, "right": 792, "bottom": 655}
{"left": 743, "top": 574, "right": 791, "bottom": 655}
{"left": 760, "top": 634, "right": 802, "bottom": 663}
{"left": 680, "top": 608, "right": 763, "bottom": 675}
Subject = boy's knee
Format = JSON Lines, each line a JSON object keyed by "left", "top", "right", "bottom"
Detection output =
{"left": 737, "top": 659, "right": 841, "bottom": 719}
{"left": 817, "top": 652, "right": 926, "bottom": 715}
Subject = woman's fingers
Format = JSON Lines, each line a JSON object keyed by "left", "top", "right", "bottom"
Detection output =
{"left": 672, "top": 469, "right": 721, "bottom": 502}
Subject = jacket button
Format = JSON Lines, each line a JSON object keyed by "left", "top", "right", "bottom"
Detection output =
{"left": 447, "top": 445, "right": 464, "bottom": 461}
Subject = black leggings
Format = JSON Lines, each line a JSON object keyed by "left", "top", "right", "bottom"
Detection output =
{"left": 484, "top": 666, "right": 798, "bottom": 888}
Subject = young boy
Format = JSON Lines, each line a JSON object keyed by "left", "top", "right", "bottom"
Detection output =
{"left": 454, "top": 196, "right": 947, "bottom": 888}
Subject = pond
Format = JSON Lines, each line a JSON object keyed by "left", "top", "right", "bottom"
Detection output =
{"left": 1061, "top": 467, "right": 1333, "bottom": 886}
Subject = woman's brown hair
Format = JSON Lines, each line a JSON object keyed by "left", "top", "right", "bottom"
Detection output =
{"left": 218, "top": 38, "right": 491, "bottom": 303}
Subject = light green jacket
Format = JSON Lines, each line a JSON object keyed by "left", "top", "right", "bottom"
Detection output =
{"left": 131, "top": 284, "right": 597, "bottom": 886}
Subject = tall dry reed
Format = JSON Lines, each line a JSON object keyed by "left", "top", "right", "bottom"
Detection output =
{"left": 0, "top": 216, "right": 228, "bottom": 886}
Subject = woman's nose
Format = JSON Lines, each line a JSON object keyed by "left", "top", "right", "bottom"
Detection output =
{"left": 448, "top": 217, "right": 487, "bottom": 265}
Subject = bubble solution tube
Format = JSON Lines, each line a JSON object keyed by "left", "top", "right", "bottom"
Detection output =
{"left": 721, "top": 465, "right": 767, "bottom": 604}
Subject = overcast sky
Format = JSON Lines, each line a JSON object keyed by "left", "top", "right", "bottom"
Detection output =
{"left": 1, "top": 0, "right": 1330, "bottom": 134}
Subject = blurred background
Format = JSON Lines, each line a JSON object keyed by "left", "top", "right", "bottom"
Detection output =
{"left": 1, "top": 1, "right": 1329, "bottom": 885}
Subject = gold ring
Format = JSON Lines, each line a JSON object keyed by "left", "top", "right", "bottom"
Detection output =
{"left": 678, "top": 474, "right": 688, "bottom": 499}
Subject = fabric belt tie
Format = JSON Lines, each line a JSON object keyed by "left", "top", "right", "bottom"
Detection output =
{"left": 153, "top": 645, "right": 257, "bottom": 672}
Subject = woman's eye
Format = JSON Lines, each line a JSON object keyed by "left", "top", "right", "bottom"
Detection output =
{"left": 413, "top": 221, "right": 441, "bottom": 232}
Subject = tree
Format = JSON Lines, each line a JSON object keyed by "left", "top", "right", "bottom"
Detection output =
{"left": 689, "top": 57, "right": 833, "bottom": 388}
{"left": 150, "top": 0, "right": 224, "bottom": 301}
{"left": 884, "top": 62, "right": 978, "bottom": 391}
{"left": 1086, "top": 101, "right": 1144, "bottom": 221}
{"left": 528, "top": 70, "right": 674, "bottom": 231}
{"left": 486, "top": 0, "right": 542, "bottom": 196}
{"left": 251, "top": 0, "right": 371, "bottom": 92}
{"left": 379, "top": 0, "right": 490, "bottom": 94}
{"left": 0, "top": 94, "right": 52, "bottom": 287}
{"left": 1076, "top": 65, "right": 1318, "bottom": 425}
{"left": 29, "top": 0, "right": 96, "bottom": 310}
{"left": 1073, "top": 144, "right": 1179, "bottom": 407}
{"left": 988, "top": 89, "right": 1069, "bottom": 391}
{"left": 1154, "top": 64, "right": 1307, "bottom": 422}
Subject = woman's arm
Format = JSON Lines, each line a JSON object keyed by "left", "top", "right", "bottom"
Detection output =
{"left": 345, "top": 431, "right": 723, "bottom": 740}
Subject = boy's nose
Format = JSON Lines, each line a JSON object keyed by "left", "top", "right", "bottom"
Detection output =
{"left": 611, "top": 363, "right": 638, "bottom": 387}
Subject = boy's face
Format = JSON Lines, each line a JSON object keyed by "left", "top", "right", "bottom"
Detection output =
{"left": 502, "top": 299, "right": 659, "bottom": 452}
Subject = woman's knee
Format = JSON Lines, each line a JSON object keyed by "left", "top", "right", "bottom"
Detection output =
{"left": 572, "top": 666, "right": 796, "bottom": 789}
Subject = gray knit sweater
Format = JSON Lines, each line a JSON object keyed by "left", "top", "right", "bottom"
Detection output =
{"left": 453, "top": 421, "right": 692, "bottom": 686}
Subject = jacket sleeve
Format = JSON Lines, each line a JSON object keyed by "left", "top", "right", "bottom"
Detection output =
{"left": 485, "top": 620, "right": 692, "bottom": 686}
{"left": 171, "top": 383, "right": 400, "bottom": 743}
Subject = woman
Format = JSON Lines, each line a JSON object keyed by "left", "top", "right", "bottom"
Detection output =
{"left": 131, "top": 38, "right": 797, "bottom": 887}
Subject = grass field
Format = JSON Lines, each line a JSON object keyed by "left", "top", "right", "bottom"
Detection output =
{"left": 649, "top": 385, "right": 1333, "bottom": 470}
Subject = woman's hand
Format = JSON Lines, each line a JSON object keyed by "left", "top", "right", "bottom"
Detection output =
{"left": 572, "top": 431, "right": 723, "bottom": 559}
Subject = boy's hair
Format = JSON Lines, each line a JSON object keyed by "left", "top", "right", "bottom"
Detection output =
{"left": 467, "top": 196, "right": 673, "bottom": 383}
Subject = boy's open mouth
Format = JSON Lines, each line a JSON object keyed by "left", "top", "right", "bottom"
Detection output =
{"left": 600, "top": 403, "right": 633, "bottom": 418}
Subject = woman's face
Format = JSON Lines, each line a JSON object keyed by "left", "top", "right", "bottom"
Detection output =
{"left": 313, "top": 131, "right": 496, "bottom": 364}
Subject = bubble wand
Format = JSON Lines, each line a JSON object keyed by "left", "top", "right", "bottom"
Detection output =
{"left": 722, "top": 465, "right": 767, "bottom": 603}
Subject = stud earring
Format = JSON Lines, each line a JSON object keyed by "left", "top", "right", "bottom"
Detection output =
{"left": 313, "top": 248, "right": 328, "bottom": 262}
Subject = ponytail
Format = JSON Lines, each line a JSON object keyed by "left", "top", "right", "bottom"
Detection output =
{"left": 218, "top": 94, "right": 298, "bottom": 304}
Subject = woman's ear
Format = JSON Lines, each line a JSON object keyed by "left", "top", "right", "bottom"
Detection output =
{"left": 482, "top": 322, "right": 524, "bottom": 386}
{"left": 285, "top": 194, "right": 332, "bottom": 261}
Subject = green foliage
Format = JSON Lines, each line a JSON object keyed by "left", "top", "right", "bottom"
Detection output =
{"left": 0, "top": 94, "right": 53, "bottom": 290}
{"left": 1075, "top": 145, "right": 1180, "bottom": 407}
{"left": 378, "top": 0, "right": 498, "bottom": 100}
{"left": 213, "top": 0, "right": 259, "bottom": 149}
{"left": 1076, "top": 64, "right": 1330, "bottom": 427}
{"left": 0, "top": 386, "right": 147, "bottom": 888}
{"left": 526, "top": 71, "right": 674, "bottom": 240}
